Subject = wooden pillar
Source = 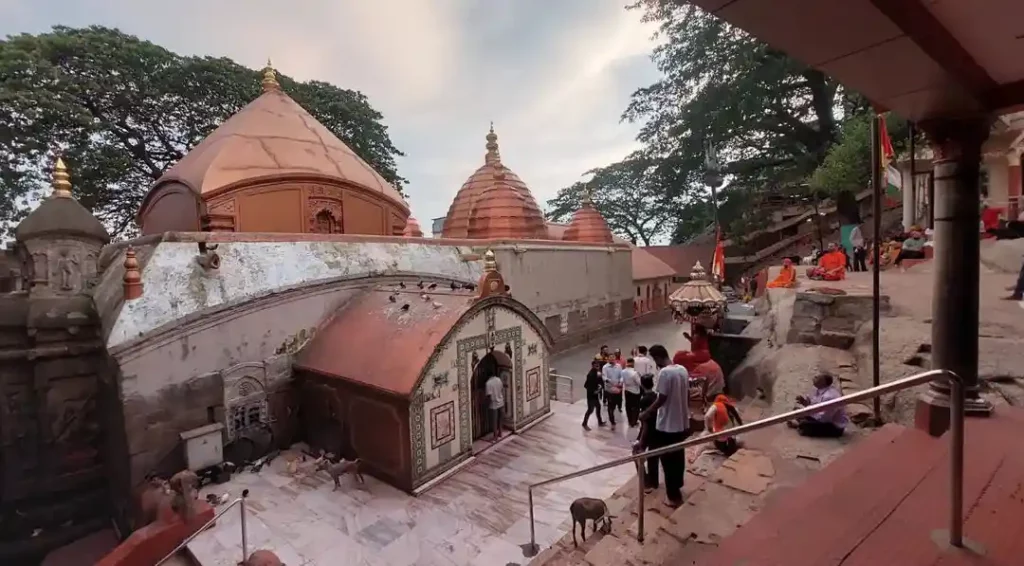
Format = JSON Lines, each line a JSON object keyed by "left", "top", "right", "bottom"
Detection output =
{"left": 915, "top": 117, "right": 993, "bottom": 436}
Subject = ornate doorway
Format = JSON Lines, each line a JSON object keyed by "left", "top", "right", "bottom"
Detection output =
{"left": 470, "top": 350, "right": 512, "bottom": 441}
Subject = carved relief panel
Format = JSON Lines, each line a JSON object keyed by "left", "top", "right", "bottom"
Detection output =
{"left": 221, "top": 362, "right": 270, "bottom": 441}
{"left": 305, "top": 184, "right": 345, "bottom": 234}
{"left": 22, "top": 239, "right": 102, "bottom": 295}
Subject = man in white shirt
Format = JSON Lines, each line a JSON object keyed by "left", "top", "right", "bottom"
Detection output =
{"left": 621, "top": 359, "right": 642, "bottom": 428}
{"left": 602, "top": 360, "right": 624, "bottom": 427}
{"left": 485, "top": 373, "right": 505, "bottom": 442}
{"left": 633, "top": 346, "right": 658, "bottom": 387}
{"left": 637, "top": 344, "right": 691, "bottom": 508}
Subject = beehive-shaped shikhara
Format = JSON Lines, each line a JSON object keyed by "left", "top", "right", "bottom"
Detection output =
{"left": 441, "top": 125, "right": 546, "bottom": 239}
{"left": 562, "top": 189, "right": 614, "bottom": 243}
{"left": 402, "top": 216, "right": 424, "bottom": 237}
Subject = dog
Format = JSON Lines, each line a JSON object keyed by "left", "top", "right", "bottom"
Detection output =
{"left": 315, "top": 457, "right": 365, "bottom": 490}
{"left": 569, "top": 497, "right": 614, "bottom": 547}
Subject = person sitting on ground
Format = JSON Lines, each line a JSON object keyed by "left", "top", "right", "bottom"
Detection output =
{"left": 690, "top": 393, "right": 744, "bottom": 462}
{"left": 806, "top": 243, "right": 847, "bottom": 281}
{"left": 787, "top": 373, "right": 849, "bottom": 438}
{"left": 894, "top": 231, "right": 927, "bottom": 270}
{"left": 766, "top": 258, "right": 798, "bottom": 288}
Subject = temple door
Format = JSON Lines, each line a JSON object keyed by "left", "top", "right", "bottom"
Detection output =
{"left": 471, "top": 352, "right": 498, "bottom": 440}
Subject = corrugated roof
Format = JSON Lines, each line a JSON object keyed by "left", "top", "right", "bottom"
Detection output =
{"left": 632, "top": 247, "right": 677, "bottom": 281}
{"left": 294, "top": 287, "right": 477, "bottom": 396}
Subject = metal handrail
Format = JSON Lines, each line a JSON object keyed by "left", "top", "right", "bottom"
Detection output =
{"left": 524, "top": 369, "right": 965, "bottom": 555}
{"left": 154, "top": 489, "right": 250, "bottom": 566}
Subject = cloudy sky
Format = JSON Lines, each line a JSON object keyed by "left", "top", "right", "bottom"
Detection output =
{"left": 0, "top": 0, "right": 661, "bottom": 234}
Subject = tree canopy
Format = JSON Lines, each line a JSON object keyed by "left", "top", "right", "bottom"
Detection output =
{"left": 546, "top": 1, "right": 883, "bottom": 245}
{"left": 0, "top": 26, "right": 404, "bottom": 239}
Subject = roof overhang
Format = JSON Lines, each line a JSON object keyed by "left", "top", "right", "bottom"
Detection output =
{"left": 692, "top": 0, "right": 1024, "bottom": 121}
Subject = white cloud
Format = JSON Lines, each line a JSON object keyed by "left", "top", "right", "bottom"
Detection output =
{"left": 0, "top": 0, "right": 660, "bottom": 233}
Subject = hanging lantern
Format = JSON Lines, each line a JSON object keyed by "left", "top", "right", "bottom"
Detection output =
{"left": 668, "top": 261, "right": 727, "bottom": 326}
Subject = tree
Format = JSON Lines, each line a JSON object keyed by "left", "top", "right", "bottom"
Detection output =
{"left": 0, "top": 26, "right": 404, "bottom": 239}
{"left": 809, "top": 112, "right": 916, "bottom": 194}
{"left": 545, "top": 156, "right": 679, "bottom": 246}
{"left": 623, "top": 2, "right": 856, "bottom": 214}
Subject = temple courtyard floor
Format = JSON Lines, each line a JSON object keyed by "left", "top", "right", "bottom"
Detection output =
{"left": 188, "top": 399, "right": 650, "bottom": 566}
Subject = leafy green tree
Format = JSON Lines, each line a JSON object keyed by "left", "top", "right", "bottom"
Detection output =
{"left": 809, "top": 112, "right": 915, "bottom": 194}
{"left": 545, "top": 157, "right": 680, "bottom": 246}
{"left": 623, "top": 1, "right": 858, "bottom": 197}
{"left": 0, "top": 26, "right": 404, "bottom": 238}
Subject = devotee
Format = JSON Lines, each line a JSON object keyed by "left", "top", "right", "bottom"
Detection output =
{"left": 622, "top": 358, "right": 642, "bottom": 427}
{"left": 894, "top": 231, "right": 926, "bottom": 270}
{"left": 690, "top": 393, "right": 744, "bottom": 461}
{"left": 582, "top": 358, "right": 605, "bottom": 430}
{"left": 766, "top": 258, "right": 797, "bottom": 289}
{"left": 634, "top": 345, "right": 658, "bottom": 388}
{"left": 602, "top": 358, "right": 624, "bottom": 427}
{"left": 691, "top": 358, "right": 725, "bottom": 398}
{"left": 787, "top": 373, "right": 848, "bottom": 438}
{"left": 806, "top": 243, "right": 846, "bottom": 281}
{"left": 633, "top": 375, "right": 661, "bottom": 493}
{"left": 612, "top": 348, "right": 625, "bottom": 367}
{"left": 598, "top": 345, "right": 611, "bottom": 363}
{"left": 850, "top": 224, "right": 866, "bottom": 272}
{"left": 638, "top": 344, "right": 691, "bottom": 508}
{"left": 484, "top": 372, "right": 505, "bottom": 442}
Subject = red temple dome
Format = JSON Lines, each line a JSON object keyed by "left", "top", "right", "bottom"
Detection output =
{"left": 562, "top": 190, "right": 614, "bottom": 243}
{"left": 402, "top": 216, "right": 424, "bottom": 237}
{"left": 441, "top": 124, "right": 545, "bottom": 239}
{"left": 466, "top": 171, "right": 547, "bottom": 240}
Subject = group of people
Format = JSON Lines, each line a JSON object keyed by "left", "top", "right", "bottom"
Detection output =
{"left": 580, "top": 324, "right": 850, "bottom": 508}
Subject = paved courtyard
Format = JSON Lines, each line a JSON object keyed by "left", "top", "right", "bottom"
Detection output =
{"left": 188, "top": 400, "right": 648, "bottom": 565}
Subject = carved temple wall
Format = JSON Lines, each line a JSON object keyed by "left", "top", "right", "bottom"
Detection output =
{"left": 202, "top": 180, "right": 408, "bottom": 236}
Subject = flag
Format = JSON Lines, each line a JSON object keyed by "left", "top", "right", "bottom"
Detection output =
{"left": 711, "top": 229, "right": 726, "bottom": 283}
{"left": 878, "top": 115, "right": 901, "bottom": 199}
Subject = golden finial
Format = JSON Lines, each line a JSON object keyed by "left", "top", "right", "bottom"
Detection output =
{"left": 582, "top": 184, "right": 594, "bottom": 205}
{"left": 483, "top": 249, "right": 497, "bottom": 272}
{"left": 261, "top": 59, "right": 280, "bottom": 93}
{"left": 485, "top": 123, "right": 500, "bottom": 165}
{"left": 52, "top": 157, "right": 73, "bottom": 199}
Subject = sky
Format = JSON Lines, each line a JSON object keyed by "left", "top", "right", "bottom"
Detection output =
{"left": 0, "top": 0, "right": 662, "bottom": 235}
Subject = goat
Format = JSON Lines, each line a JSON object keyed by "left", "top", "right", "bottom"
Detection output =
{"left": 315, "top": 457, "right": 365, "bottom": 490}
{"left": 569, "top": 497, "right": 614, "bottom": 547}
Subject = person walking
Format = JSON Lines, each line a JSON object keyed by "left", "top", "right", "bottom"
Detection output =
{"left": 582, "top": 358, "right": 605, "bottom": 430}
{"left": 637, "top": 344, "right": 691, "bottom": 508}
{"left": 622, "top": 358, "right": 642, "bottom": 427}
{"left": 602, "top": 358, "right": 624, "bottom": 427}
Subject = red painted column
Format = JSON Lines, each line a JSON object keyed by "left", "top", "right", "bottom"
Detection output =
{"left": 1008, "top": 151, "right": 1021, "bottom": 221}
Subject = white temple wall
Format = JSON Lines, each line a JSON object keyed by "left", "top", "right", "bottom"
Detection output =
{"left": 493, "top": 306, "right": 550, "bottom": 429}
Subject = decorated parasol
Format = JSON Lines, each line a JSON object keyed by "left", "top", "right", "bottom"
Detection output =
{"left": 668, "top": 261, "right": 727, "bottom": 326}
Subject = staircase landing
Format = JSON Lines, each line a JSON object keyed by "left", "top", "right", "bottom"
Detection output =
{"left": 700, "top": 408, "right": 1024, "bottom": 566}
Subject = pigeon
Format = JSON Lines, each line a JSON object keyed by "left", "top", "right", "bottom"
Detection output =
{"left": 427, "top": 282, "right": 437, "bottom": 290}
{"left": 400, "top": 303, "right": 410, "bottom": 311}
{"left": 399, "top": 282, "right": 406, "bottom": 289}
{"left": 432, "top": 301, "right": 443, "bottom": 309}
{"left": 463, "top": 283, "right": 477, "bottom": 291}
{"left": 388, "top": 294, "right": 397, "bottom": 303}
{"left": 450, "top": 282, "right": 458, "bottom": 291}
{"left": 417, "top": 281, "right": 425, "bottom": 289}
{"left": 421, "top": 293, "right": 430, "bottom": 301}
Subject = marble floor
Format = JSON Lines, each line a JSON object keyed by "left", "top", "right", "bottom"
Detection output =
{"left": 188, "top": 401, "right": 641, "bottom": 566}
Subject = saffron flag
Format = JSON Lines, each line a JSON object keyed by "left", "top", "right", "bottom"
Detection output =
{"left": 711, "top": 230, "right": 726, "bottom": 283}
{"left": 878, "top": 115, "right": 901, "bottom": 199}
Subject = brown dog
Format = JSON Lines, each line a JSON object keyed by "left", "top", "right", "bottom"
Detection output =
{"left": 169, "top": 470, "right": 200, "bottom": 520}
{"left": 315, "top": 457, "right": 364, "bottom": 490}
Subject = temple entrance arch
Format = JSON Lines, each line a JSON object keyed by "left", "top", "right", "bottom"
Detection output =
{"left": 470, "top": 349, "right": 513, "bottom": 441}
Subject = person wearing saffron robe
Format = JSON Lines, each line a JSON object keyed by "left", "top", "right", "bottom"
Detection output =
{"left": 674, "top": 324, "right": 712, "bottom": 370}
{"left": 766, "top": 258, "right": 797, "bottom": 288}
{"left": 806, "top": 244, "right": 847, "bottom": 281}
{"left": 690, "top": 394, "right": 744, "bottom": 461}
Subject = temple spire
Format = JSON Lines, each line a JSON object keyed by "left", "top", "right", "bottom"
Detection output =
{"left": 485, "top": 122, "right": 501, "bottom": 166}
{"left": 51, "top": 157, "right": 72, "bottom": 199}
{"left": 582, "top": 183, "right": 594, "bottom": 206}
{"left": 261, "top": 59, "right": 280, "bottom": 93}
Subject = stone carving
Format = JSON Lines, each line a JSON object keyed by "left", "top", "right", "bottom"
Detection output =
{"left": 309, "top": 200, "right": 343, "bottom": 233}
{"left": 31, "top": 252, "right": 47, "bottom": 286}
{"left": 83, "top": 252, "right": 97, "bottom": 288}
{"left": 222, "top": 363, "right": 270, "bottom": 441}
{"left": 527, "top": 342, "right": 538, "bottom": 356}
{"left": 209, "top": 199, "right": 236, "bottom": 215}
{"left": 613, "top": 301, "right": 622, "bottom": 320}
{"left": 55, "top": 248, "right": 79, "bottom": 291}
{"left": 559, "top": 312, "right": 569, "bottom": 335}
{"left": 306, "top": 184, "right": 344, "bottom": 199}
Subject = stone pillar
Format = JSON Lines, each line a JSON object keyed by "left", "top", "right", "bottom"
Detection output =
{"left": 915, "top": 117, "right": 993, "bottom": 436}
{"left": 902, "top": 166, "right": 916, "bottom": 230}
{"left": 1008, "top": 149, "right": 1021, "bottom": 221}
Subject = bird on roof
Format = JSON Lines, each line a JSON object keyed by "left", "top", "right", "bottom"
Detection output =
{"left": 463, "top": 283, "right": 476, "bottom": 291}
{"left": 450, "top": 282, "right": 458, "bottom": 291}
{"left": 399, "top": 282, "right": 406, "bottom": 289}
{"left": 417, "top": 281, "right": 424, "bottom": 289}
{"left": 421, "top": 293, "right": 430, "bottom": 301}
{"left": 427, "top": 282, "right": 437, "bottom": 290}
{"left": 432, "top": 301, "right": 443, "bottom": 309}
{"left": 388, "top": 294, "right": 397, "bottom": 303}
{"left": 400, "top": 304, "right": 410, "bottom": 312}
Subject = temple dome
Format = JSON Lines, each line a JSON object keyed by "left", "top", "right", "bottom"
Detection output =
{"left": 146, "top": 68, "right": 407, "bottom": 211}
{"left": 402, "top": 216, "right": 424, "bottom": 237}
{"left": 16, "top": 158, "right": 108, "bottom": 243}
{"left": 466, "top": 174, "right": 547, "bottom": 240}
{"left": 441, "top": 125, "right": 545, "bottom": 239}
{"left": 562, "top": 193, "right": 614, "bottom": 244}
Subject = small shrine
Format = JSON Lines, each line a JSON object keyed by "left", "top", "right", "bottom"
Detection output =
{"left": 668, "top": 261, "right": 728, "bottom": 329}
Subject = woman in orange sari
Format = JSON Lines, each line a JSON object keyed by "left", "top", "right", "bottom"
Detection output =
{"left": 766, "top": 258, "right": 797, "bottom": 288}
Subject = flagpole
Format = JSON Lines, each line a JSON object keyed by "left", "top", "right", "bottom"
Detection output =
{"left": 870, "top": 114, "right": 883, "bottom": 425}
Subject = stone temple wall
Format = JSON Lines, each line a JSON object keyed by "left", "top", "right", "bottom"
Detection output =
{"left": 786, "top": 290, "right": 892, "bottom": 349}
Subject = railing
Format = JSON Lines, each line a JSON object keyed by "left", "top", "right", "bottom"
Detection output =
{"left": 523, "top": 369, "right": 965, "bottom": 556}
{"left": 155, "top": 489, "right": 250, "bottom": 566}
{"left": 548, "top": 371, "right": 574, "bottom": 403}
